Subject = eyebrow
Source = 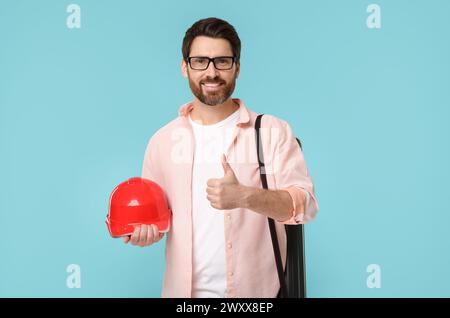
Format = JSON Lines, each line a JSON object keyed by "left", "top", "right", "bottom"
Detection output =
{"left": 188, "top": 53, "right": 234, "bottom": 57}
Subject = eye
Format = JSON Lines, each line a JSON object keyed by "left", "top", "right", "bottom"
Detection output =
{"left": 216, "top": 58, "right": 228, "bottom": 64}
{"left": 192, "top": 57, "right": 207, "bottom": 64}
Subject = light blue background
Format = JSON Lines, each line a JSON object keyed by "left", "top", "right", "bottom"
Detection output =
{"left": 1, "top": 0, "right": 449, "bottom": 297}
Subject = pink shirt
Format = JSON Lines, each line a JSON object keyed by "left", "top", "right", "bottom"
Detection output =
{"left": 141, "top": 98, "right": 319, "bottom": 298}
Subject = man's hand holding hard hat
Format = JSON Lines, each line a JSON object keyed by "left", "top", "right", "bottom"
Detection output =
{"left": 106, "top": 177, "right": 171, "bottom": 247}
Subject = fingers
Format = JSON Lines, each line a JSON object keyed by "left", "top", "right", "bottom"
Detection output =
{"left": 206, "top": 186, "right": 218, "bottom": 195}
{"left": 130, "top": 226, "right": 140, "bottom": 245}
{"left": 151, "top": 224, "right": 163, "bottom": 244}
{"left": 206, "top": 194, "right": 216, "bottom": 203}
{"left": 207, "top": 178, "right": 220, "bottom": 187}
{"left": 144, "top": 224, "right": 154, "bottom": 246}
{"left": 128, "top": 224, "right": 164, "bottom": 247}
{"left": 221, "top": 154, "right": 231, "bottom": 174}
{"left": 139, "top": 224, "right": 148, "bottom": 247}
{"left": 123, "top": 235, "right": 130, "bottom": 244}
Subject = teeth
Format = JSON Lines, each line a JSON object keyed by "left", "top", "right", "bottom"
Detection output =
{"left": 203, "top": 83, "right": 221, "bottom": 87}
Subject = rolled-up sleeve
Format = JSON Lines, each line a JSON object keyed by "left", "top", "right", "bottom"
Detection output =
{"left": 271, "top": 119, "right": 319, "bottom": 225}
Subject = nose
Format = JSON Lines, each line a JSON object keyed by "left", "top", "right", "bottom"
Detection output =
{"left": 204, "top": 60, "right": 220, "bottom": 78}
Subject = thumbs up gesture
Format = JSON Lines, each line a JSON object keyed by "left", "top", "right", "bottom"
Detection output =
{"left": 206, "top": 154, "right": 243, "bottom": 210}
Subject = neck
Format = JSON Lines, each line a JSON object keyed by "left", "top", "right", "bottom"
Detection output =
{"left": 190, "top": 98, "right": 239, "bottom": 126}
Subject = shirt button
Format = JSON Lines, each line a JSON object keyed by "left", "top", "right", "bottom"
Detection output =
{"left": 227, "top": 243, "right": 232, "bottom": 249}
{"left": 229, "top": 272, "right": 234, "bottom": 277}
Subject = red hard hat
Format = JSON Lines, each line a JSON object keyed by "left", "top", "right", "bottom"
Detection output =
{"left": 106, "top": 177, "right": 171, "bottom": 238}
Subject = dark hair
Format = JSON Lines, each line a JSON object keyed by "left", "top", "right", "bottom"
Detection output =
{"left": 182, "top": 17, "right": 241, "bottom": 62}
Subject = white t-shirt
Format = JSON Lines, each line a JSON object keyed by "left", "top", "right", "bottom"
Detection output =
{"left": 189, "top": 109, "right": 240, "bottom": 298}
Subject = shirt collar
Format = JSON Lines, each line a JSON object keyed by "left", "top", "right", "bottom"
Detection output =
{"left": 178, "top": 98, "right": 250, "bottom": 127}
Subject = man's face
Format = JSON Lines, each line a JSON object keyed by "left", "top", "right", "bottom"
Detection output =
{"left": 182, "top": 36, "right": 240, "bottom": 106}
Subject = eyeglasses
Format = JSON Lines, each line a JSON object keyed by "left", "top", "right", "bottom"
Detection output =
{"left": 187, "top": 56, "right": 236, "bottom": 70}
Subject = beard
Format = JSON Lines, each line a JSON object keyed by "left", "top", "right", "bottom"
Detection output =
{"left": 188, "top": 74, "right": 236, "bottom": 106}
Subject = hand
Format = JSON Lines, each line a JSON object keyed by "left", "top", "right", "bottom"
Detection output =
{"left": 206, "top": 154, "right": 244, "bottom": 210}
{"left": 123, "top": 224, "right": 164, "bottom": 247}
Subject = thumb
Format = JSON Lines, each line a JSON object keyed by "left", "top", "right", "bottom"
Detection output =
{"left": 221, "top": 154, "right": 235, "bottom": 177}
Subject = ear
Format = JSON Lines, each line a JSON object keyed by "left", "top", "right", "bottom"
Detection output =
{"left": 181, "top": 58, "right": 188, "bottom": 79}
{"left": 235, "top": 61, "right": 240, "bottom": 79}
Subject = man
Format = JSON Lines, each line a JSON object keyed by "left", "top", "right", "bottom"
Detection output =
{"left": 123, "top": 17, "right": 319, "bottom": 298}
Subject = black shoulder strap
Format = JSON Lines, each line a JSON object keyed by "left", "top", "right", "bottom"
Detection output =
{"left": 255, "top": 114, "right": 288, "bottom": 298}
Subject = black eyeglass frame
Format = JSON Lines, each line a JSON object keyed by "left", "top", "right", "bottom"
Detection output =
{"left": 187, "top": 56, "right": 237, "bottom": 70}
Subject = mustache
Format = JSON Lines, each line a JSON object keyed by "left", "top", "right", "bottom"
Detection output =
{"left": 200, "top": 77, "right": 225, "bottom": 85}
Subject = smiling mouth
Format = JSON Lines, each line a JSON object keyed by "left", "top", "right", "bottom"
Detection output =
{"left": 202, "top": 82, "right": 222, "bottom": 87}
{"left": 201, "top": 82, "right": 223, "bottom": 91}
